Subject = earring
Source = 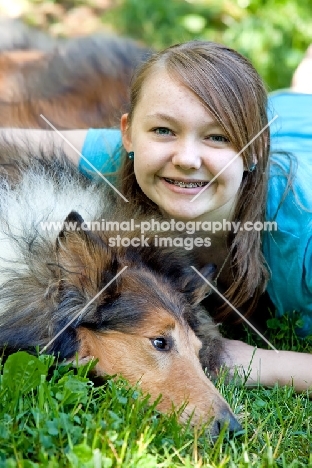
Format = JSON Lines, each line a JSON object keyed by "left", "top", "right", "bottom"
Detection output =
{"left": 128, "top": 151, "right": 134, "bottom": 160}
{"left": 248, "top": 163, "right": 257, "bottom": 172}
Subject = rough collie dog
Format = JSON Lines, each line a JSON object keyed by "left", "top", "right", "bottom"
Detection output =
{"left": 0, "top": 147, "right": 241, "bottom": 437}
{"left": 0, "top": 20, "right": 151, "bottom": 129}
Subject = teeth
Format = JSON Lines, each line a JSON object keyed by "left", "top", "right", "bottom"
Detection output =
{"left": 165, "top": 178, "right": 208, "bottom": 188}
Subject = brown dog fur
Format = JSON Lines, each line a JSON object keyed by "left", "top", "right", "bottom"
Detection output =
{"left": 0, "top": 26, "right": 151, "bottom": 128}
{"left": 0, "top": 148, "right": 241, "bottom": 436}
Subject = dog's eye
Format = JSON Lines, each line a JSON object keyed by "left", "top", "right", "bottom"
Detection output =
{"left": 151, "top": 337, "right": 171, "bottom": 351}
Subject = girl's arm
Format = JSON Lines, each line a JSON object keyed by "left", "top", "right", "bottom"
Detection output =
{"left": 0, "top": 128, "right": 87, "bottom": 165}
{"left": 222, "top": 338, "right": 312, "bottom": 394}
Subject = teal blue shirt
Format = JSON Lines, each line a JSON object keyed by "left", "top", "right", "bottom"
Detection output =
{"left": 264, "top": 91, "right": 312, "bottom": 337}
{"left": 80, "top": 91, "right": 312, "bottom": 337}
{"left": 79, "top": 128, "right": 122, "bottom": 180}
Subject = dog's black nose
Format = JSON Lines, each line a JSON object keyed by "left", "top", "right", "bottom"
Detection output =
{"left": 210, "top": 407, "right": 243, "bottom": 439}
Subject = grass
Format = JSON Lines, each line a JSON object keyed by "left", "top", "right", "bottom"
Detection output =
{"left": 0, "top": 316, "right": 311, "bottom": 467}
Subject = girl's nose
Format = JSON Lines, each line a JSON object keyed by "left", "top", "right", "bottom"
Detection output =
{"left": 171, "top": 141, "right": 202, "bottom": 170}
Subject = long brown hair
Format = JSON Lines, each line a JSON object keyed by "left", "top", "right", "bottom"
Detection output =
{"left": 119, "top": 40, "right": 270, "bottom": 319}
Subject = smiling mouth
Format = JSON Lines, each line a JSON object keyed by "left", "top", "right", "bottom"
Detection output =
{"left": 164, "top": 178, "right": 208, "bottom": 188}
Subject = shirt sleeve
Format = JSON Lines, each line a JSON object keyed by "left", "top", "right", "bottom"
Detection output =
{"left": 304, "top": 230, "right": 312, "bottom": 295}
{"left": 79, "top": 128, "right": 123, "bottom": 180}
{"left": 296, "top": 231, "right": 312, "bottom": 338}
{"left": 265, "top": 91, "right": 312, "bottom": 337}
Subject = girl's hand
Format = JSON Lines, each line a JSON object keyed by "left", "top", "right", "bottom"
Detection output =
{"left": 222, "top": 338, "right": 312, "bottom": 395}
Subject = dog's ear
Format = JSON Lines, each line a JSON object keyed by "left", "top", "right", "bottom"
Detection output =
{"left": 179, "top": 264, "right": 216, "bottom": 305}
{"left": 56, "top": 211, "right": 111, "bottom": 292}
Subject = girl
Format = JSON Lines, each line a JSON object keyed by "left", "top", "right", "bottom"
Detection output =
{"left": 1, "top": 40, "right": 312, "bottom": 391}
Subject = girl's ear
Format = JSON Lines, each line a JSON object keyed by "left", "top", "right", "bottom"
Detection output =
{"left": 120, "top": 113, "right": 132, "bottom": 152}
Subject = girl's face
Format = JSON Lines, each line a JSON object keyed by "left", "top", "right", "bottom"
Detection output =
{"left": 121, "top": 69, "right": 245, "bottom": 223}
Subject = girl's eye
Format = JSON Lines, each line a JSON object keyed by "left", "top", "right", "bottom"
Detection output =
{"left": 150, "top": 337, "right": 172, "bottom": 351}
{"left": 154, "top": 127, "right": 173, "bottom": 136}
{"left": 208, "top": 134, "right": 230, "bottom": 143}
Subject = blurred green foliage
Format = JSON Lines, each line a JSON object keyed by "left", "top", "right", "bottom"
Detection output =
{"left": 103, "top": 0, "right": 312, "bottom": 91}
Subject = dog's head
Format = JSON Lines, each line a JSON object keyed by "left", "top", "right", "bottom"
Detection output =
{"left": 50, "top": 211, "right": 241, "bottom": 437}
